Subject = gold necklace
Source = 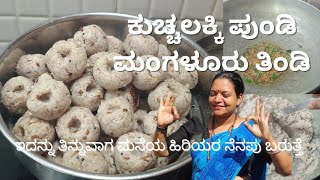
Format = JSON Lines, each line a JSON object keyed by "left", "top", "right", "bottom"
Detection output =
{"left": 207, "top": 115, "right": 237, "bottom": 161}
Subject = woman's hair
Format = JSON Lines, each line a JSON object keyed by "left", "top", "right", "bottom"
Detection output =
{"left": 211, "top": 71, "right": 245, "bottom": 98}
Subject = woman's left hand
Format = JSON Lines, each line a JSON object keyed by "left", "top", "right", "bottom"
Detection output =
{"left": 244, "top": 99, "right": 271, "bottom": 141}
{"left": 308, "top": 94, "right": 320, "bottom": 110}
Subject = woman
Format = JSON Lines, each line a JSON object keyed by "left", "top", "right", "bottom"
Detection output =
{"left": 153, "top": 71, "right": 292, "bottom": 180}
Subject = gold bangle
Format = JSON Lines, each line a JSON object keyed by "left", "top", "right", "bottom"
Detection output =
{"left": 267, "top": 149, "right": 281, "bottom": 155}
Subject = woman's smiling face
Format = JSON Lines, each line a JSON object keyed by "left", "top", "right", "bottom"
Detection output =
{"left": 209, "top": 78, "right": 243, "bottom": 117}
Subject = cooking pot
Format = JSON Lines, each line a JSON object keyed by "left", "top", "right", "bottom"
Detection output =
{"left": 224, "top": 0, "right": 320, "bottom": 94}
{"left": 0, "top": 13, "right": 211, "bottom": 180}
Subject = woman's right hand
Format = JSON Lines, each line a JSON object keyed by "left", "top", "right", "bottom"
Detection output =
{"left": 244, "top": 99, "right": 271, "bottom": 142}
{"left": 157, "top": 93, "right": 180, "bottom": 128}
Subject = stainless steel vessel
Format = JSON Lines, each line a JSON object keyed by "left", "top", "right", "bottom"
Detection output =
{"left": 0, "top": 13, "right": 210, "bottom": 180}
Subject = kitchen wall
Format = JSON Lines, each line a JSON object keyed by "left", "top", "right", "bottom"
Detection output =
{"left": 0, "top": 0, "right": 223, "bottom": 54}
